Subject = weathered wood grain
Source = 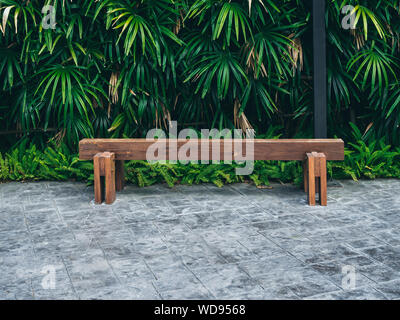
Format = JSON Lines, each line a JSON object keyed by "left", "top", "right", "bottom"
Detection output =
{"left": 306, "top": 153, "right": 316, "bottom": 206}
{"left": 93, "top": 153, "right": 103, "bottom": 204}
{"left": 79, "top": 139, "right": 344, "bottom": 161}
{"left": 305, "top": 152, "right": 327, "bottom": 206}
{"left": 104, "top": 153, "right": 116, "bottom": 205}
{"left": 319, "top": 154, "right": 327, "bottom": 206}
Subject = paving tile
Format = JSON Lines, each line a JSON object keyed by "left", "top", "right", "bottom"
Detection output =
{"left": 238, "top": 234, "right": 287, "bottom": 258}
{"left": 362, "top": 246, "right": 400, "bottom": 269}
{"left": 152, "top": 268, "right": 204, "bottom": 293}
{"left": 309, "top": 260, "right": 375, "bottom": 290}
{"left": 109, "top": 257, "right": 154, "bottom": 282}
{"left": 174, "top": 243, "right": 229, "bottom": 270}
{"left": 0, "top": 180, "right": 399, "bottom": 299}
{"left": 0, "top": 279, "right": 34, "bottom": 300}
{"left": 100, "top": 242, "right": 141, "bottom": 260}
{"left": 261, "top": 227, "right": 313, "bottom": 250}
{"left": 205, "top": 239, "right": 254, "bottom": 264}
{"left": 374, "top": 280, "right": 400, "bottom": 300}
{"left": 192, "top": 264, "right": 265, "bottom": 299}
{"left": 238, "top": 254, "right": 303, "bottom": 278}
{"left": 180, "top": 212, "right": 220, "bottom": 230}
{"left": 287, "top": 278, "right": 340, "bottom": 298}
{"left": 347, "top": 237, "right": 387, "bottom": 249}
{"left": 338, "top": 255, "right": 376, "bottom": 267}
{"left": 78, "top": 284, "right": 160, "bottom": 300}
{"left": 144, "top": 251, "right": 185, "bottom": 277}
{"left": 374, "top": 210, "right": 400, "bottom": 224}
{"left": 154, "top": 218, "right": 192, "bottom": 237}
{"left": 306, "top": 287, "right": 387, "bottom": 300}
{"left": 30, "top": 273, "right": 77, "bottom": 300}
{"left": 160, "top": 287, "right": 213, "bottom": 300}
{"left": 251, "top": 220, "right": 291, "bottom": 232}
{"left": 235, "top": 206, "right": 275, "bottom": 223}
{"left": 358, "top": 264, "right": 400, "bottom": 283}
{"left": 126, "top": 221, "right": 164, "bottom": 239}
{"left": 295, "top": 243, "right": 360, "bottom": 265}
{"left": 256, "top": 265, "right": 326, "bottom": 287}
{"left": 372, "top": 229, "right": 400, "bottom": 247}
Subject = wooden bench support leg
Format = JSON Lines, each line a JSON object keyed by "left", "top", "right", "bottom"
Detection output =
{"left": 306, "top": 153, "right": 316, "bottom": 206}
{"left": 319, "top": 154, "right": 327, "bottom": 206}
{"left": 115, "top": 160, "right": 125, "bottom": 192}
{"left": 104, "top": 153, "right": 116, "bottom": 204}
{"left": 305, "top": 152, "right": 327, "bottom": 206}
{"left": 92, "top": 152, "right": 116, "bottom": 205}
{"left": 93, "top": 153, "right": 103, "bottom": 204}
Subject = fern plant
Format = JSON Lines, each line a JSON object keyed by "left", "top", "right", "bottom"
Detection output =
{"left": 0, "top": 134, "right": 399, "bottom": 186}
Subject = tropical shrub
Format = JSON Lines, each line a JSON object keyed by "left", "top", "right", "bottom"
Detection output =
{"left": 0, "top": 0, "right": 400, "bottom": 151}
{"left": 1, "top": 135, "right": 399, "bottom": 186}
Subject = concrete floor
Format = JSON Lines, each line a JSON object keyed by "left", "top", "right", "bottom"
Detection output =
{"left": 0, "top": 179, "right": 400, "bottom": 300}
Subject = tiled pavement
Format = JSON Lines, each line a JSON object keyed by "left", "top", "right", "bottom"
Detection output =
{"left": 0, "top": 179, "right": 400, "bottom": 300}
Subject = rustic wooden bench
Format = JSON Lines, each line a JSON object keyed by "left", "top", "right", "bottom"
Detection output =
{"left": 79, "top": 139, "right": 344, "bottom": 206}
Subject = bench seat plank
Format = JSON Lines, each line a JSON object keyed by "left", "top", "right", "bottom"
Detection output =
{"left": 79, "top": 139, "right": 344, "bottom": 161}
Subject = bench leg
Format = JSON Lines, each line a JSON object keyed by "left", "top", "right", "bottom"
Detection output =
{"left": 115, "top": 160, "right": 125, "bottom": 192}
{"left": 104, "top": 154, "right": 116, "bottom": 204}
{"left": 93, "top": 152, "right": 116, "bottom": 205}
{"left": 306, "top": 153, "right": 316, "bottom": 205}
{"left": 305, "top": 152, "right": 327, "bottom": 206}
{"left": 319, "top": 154, "right": 327, "bottom": 206}
{"left": 93, "top": 154, "right": 103, "bottom": 204}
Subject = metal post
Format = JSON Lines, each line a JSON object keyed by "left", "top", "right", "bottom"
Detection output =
{"left": 313, "top": 0, "right": 327, "bottom": 138}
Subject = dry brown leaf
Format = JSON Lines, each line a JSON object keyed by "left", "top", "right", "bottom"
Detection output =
{"left": 2, "top": 6, "right": 14, "bottom": 35}
{"left": 234, "top": 98, "right": 253, "bottom": 135}
{"left": 256, "top": 185, "right": 273, "bottom": 189}
{"left": 108, "top": 71, "right": 120, "bottom": 105}
{"left": 288, "top": 34, "right": 303, "bottom": 75}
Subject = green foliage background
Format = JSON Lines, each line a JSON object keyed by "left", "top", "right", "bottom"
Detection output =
{"left": 0, "top": 0, "right": 399, "bottom": 187}
{"left": 1, "top": 135, "right": 399, "bottom": 186}
{"left": 1, "top": 0, "right": 400, "bottom": 151}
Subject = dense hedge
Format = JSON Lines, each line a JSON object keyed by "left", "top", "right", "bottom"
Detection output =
{"left": 1, "top": 1, "right": 400, "bottom": 151}
{"left": 1, "top": 137, "right": 399, "bottom": 186}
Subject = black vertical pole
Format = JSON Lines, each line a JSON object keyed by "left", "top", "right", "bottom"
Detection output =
{"left": 313, "top": 0, "right": 327, "bottom": 138}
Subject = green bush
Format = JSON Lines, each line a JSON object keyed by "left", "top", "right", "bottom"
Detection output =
{"left": 0, "top": 139, "right": 92, "bottom": 182}
{"left": 1, "top": 139, "right": 399, "bottom": 187}
{"left": 1, "top": 1, "right": 400, "bottom": 150}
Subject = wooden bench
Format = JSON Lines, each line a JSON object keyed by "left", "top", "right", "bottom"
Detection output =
{"left": 79, "top": 139, "right": 344, "bottom": 206}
